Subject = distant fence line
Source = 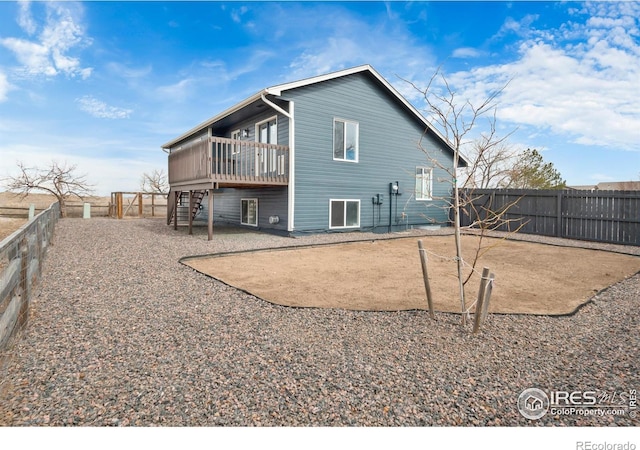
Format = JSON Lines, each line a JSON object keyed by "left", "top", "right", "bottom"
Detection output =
{"left": 0, "top": 202, "right": 59, "bottom": 352}
{"left": 0, "top": 203, "right": 109, "bottom": 219}
{"left": 460, "top": 189, "right": 640, "bottom": 246}
{"left": 109, "top": 192, "right": 168, "bottom": 219}
{"left": 0, "top": 194, "right": 168, "bottom": 219}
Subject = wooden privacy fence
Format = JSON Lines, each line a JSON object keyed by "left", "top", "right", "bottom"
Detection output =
{"left": 0, "top": 202, "right": 59, "bottom": 351}
{"left": 109, "top": 192, "right": 168, "bottom": 219}
{"left": 460, "top": 189, "right": 640, "bottom": 246}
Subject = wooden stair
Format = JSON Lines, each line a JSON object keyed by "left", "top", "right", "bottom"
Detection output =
{"left": 167, "top": 190, "right": 206, "bottom": 225}
{"left": 188, "top": 190, "right": 206, "bottom": 221}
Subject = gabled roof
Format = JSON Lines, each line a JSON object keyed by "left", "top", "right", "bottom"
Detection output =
{"left": 267, "top": 65, "right": 459, "bottom": 155}
{"left": 162, "top": 64, "right": 463, "bottom": 164}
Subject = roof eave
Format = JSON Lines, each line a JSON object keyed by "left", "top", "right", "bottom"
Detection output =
{"left": 161, "top": 89, "right": 268, "bottom": 149}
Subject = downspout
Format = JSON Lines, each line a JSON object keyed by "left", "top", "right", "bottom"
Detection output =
{"left": 261, "top": 94, "right": 295, "bottom": 233}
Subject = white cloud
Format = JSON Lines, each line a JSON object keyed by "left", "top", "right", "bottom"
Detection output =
{"left": 156, "top": 78, "right": 195, "bottom": 102}
{"left": 1, "top": 2, "right": 92, "bottom": 79}
{"left": 436, "top": 4, "right": 640, "bottom": 152}
{"left": 76, "top": 96, "right": 133, "bottom": 119}
{"left": 452, "top": 47, "right": 482, "bottom": 59}
{"left": 1, "top": 38, "right": 56, "bottom": 76}
{"left": 0, "top": 72, "right": 12, "bottom": 102}
{"left": 284, "top": 6, "right": 435, "bottom": 82}
{"left": 495, "top": 14, "right": 540, "bottom": 39}
{"left": 289, "top": 37, "right": 362, "bottom": 77}
{"left": 155, "top": 49, "right": 276, "bottom": 104}
{"left": 230, "top": 6, "right": 249, "bottom": 24}
{"left": 17, "top": 0, "right": 37, "bottom": 35}
{"left": 106, "top": 62, "right": 153, "bottom": 79}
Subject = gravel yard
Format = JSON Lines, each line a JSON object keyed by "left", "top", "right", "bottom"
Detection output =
{"left": 0, "top": 218, "right": 638, "bottom": 426}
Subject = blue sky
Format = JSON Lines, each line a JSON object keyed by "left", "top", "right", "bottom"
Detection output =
{"left": 0, "top": 1, "right": 638, "bottom": 195}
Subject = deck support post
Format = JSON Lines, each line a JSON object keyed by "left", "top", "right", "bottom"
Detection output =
{"left": 208, "top": 189, "right": 214, "bottom": 241}
{"left": 188, "top": 190, "right": 193, "bottom": 235}
{"left": 173, "top": 191, "right": 178, "bottom": 230}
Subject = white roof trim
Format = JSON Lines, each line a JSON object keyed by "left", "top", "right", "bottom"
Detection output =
{"left": 265, "top": 64, "right": 374, "bottom": 96}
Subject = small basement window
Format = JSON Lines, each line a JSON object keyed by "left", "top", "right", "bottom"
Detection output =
{"left": 241, "top": 198, "right": 258, "bottom": 226}
{"left": 330, "top": 199, "right": 360, "bottom": 229}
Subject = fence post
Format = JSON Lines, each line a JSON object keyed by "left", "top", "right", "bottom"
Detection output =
{"left": 480, "top": 272, "right": 494, "bottom": 326}
{"left": 417, "top": 240, "right": 435, "bottom": 319}
{"left": 137, "top": 193, "right": 143, "bottom": 217}
{"left": 556, "top": 191, "right": 563, "bottom": 238}
{"left": 28, "top": 204, "right": 35, "bottom": 220}
{"left": 18, "top": 243, "right": 29, "bottom": 328}
{"left": 116, "top": 192, "right": 123, "bottom": 219}
{"left": 473, "top": 267, "right": 490, "bottom": 333}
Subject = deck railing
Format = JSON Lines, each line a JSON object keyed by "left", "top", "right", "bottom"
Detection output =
{"left": 168, "top": 137, "right": 289, "bottom": 186}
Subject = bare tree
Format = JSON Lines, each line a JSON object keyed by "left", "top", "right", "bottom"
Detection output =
{"left": 2, "top": 160, "right": 94, "bottom": 218}
{"left": 458, "top": 192, "right": 526, "bottom": 286}
{"left": 404, "top": 68, "right": 515, "bottom": 324}
{"left": 140, "top": 169, "right": 169, "bottom": 194}
{"left": 460, "top": 114, "right": 518, "bottom": 189}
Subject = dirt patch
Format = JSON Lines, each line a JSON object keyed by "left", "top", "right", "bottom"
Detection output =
{"left": 0, "top": 191, "right": 59, "bottom": 209}
{"left": 0, "top": 192, "right": 55, "bottom": 240}
{"left": 183, "top": 235, "right": 640, "bottom": 315}
{"left": 0, "top": 218, "right": 27, "bottom": 242}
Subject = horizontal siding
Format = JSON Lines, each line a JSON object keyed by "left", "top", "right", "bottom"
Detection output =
{"left": 196, "top": 188, "right": 288, "bottom": 231}
{"left": 216, "top": 110, "right": 289, "bottom": 145}
{"left": 285, "top": 73, "right": 453, "bottom": 232}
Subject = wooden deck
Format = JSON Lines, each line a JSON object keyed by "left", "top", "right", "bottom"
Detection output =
{"left": 168, "top": 136, "right": 289, "bottom": 189}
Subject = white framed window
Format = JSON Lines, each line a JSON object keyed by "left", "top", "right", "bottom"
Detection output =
{"left": 255, "top": 116, "right": 277, "bottom": 175}
{"left": 256, "top": 116, "right": 277, "bottom": 145}
{"left": 415, "top": 167, "right": 433, "bottom": 200}
{"left": 329, "top": 199, "right": 360, "bottom": 229}
{"left": 333, "top": 118, "right": 359, "bottom": 162}
{"left": 231, "top": 129, "right": 241, "bottom": 154}
{"left": 241, "top": 198, "right": 258, "bottom": 226}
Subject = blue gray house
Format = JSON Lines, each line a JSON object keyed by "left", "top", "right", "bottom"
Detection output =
{"left": 162, "top": 65, "right": 461, "bottom": 240}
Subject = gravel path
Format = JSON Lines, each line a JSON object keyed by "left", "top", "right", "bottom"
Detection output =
{"left": 0, "top": 218, "right": 638, "bottom": 426}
